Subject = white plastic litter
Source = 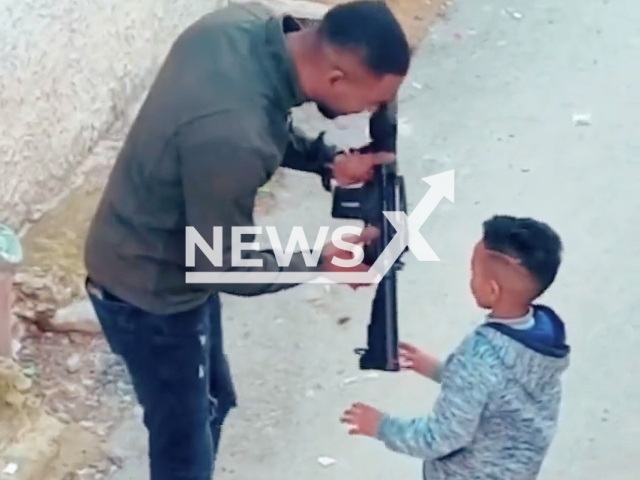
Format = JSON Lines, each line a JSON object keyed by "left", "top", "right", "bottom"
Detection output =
{"left": 572, "top": 113, "right": 592, "bottom": 126}
{"left": 317, "top": 456, "right": 337, "bottom": 467}
{"left": 341, "top": 372, "right": 379, "bottom": 386}
{"left": 2, "top": 463, "right": 18, "bottom": 475}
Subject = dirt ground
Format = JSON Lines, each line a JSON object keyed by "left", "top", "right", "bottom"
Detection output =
{"left": 4, "top": 0, "right": 453, "bottom": 479}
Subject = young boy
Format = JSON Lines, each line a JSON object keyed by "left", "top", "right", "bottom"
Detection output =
{"left": 341, "top": 215, "right": 570, "bottom": 480}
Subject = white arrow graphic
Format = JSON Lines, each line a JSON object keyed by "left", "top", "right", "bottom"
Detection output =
{"left": 368, "top": 169, "right": 455, "bottom": 279}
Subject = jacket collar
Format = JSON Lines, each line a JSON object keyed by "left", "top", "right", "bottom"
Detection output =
{"left": 260, "top": 13, "right": 307, "bottom": 111}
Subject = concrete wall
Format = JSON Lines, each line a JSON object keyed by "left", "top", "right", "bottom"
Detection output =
{"left": 0, "top": 0, "right": 224, "bottom": 231}
{"left": 0, "top": 0, "right": 338, "bottom": 236}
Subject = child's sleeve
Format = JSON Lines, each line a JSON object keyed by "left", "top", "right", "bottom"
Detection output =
{"left": 375, "top": 332, "right": 499, "bottom": 461}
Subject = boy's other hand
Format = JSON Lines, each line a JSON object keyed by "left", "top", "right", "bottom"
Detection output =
{"left": 340, "top": 402, "right": 383, "bottom": 437}
{"left": 399, "top": 341, "right": 441, "bottom": 379}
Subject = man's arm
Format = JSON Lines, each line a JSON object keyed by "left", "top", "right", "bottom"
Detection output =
{"left": 179, "top": 111, "right": 321, "bottom": 296}
{"left": 375, "top": 333, "right": 500, "bottom": 461}
{"left": 280, "top": 120, "right": 336, "bottom": 177}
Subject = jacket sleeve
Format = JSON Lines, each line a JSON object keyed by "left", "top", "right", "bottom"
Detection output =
{"left": 178, "top": 112, "right": 322, "bottom": 296}
{"left": 280, "top": 119, "right": 337, "bottom": 176}
{"left": 375, "top": 333, "right": 499, "bottom": 461}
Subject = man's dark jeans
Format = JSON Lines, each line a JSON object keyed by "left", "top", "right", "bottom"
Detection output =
{"left": 86, "top": 278, "right": 237, "bottom": 480}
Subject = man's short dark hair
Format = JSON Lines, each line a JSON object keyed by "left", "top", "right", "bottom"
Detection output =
{"left": 482, "top": 215, "right": 563, "bottom": 297}
{"left": 318, "top": 0, "right": 411, "bottom": 76}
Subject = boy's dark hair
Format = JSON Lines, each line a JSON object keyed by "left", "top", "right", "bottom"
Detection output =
{"left": 318, "top": 0, "right": 411, "bottom": 77}
{"left": 482, "top": 215, "right": 563, "bottom": 297}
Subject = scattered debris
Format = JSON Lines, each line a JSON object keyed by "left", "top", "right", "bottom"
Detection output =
{"left": 16, "top": 329, "right": 135, "bottom": 427}
{"left": 503, "top": 8, "right": 522, "bottom": 19}
{"left": 411, "top": 82, "right": 423, "bottom": 89}
{"left": 66, "top": 353, "right": 82, "bottom": 373}
{"left": 12, "top": 266, "right": 81, "bottom": 330}
{"left": 303, "top": 284, "right": 337, "bottom": 310}
{"left": 521, "top": 167, "right": 531, "bottom": 173}
{"left": 51, "top": 300, "right": 101, "bottom": 334}
{"left": 572, "top": 113, "right": 592, "bottom": 126}
{"left": 303, "top": 284, "right": 327, "bottom": 304}
{"left": 317, "top": 456, "right": 337, "bottom": 467}
{"left": 11, "top": 338, "right": 22, "bottom": 360}
{"left": 2, "top": 463, "right": 18, "bottom": 475}
{"left": 306, "top": 382, "right": 323, "bottom": 398}
{"left": 341, "top": 372, "right": 379, "bottom": 386}
{"left": 22, "top": 365, "right": 38, "bottom": 379}
{"left": 337, "top": 316, "right": 351, "bottom": 325}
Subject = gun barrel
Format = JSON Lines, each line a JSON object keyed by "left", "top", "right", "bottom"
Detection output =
{"left": 357, "top": 263, "right": 400, "bottom": 371}
{"left": 325, "top": 99, "right": 406, "bottom": 372}
{"left": 355, "top": 99, "right": 406, "bottom": 372}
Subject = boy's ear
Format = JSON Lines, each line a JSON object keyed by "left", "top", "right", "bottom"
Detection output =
{"left": 489, "top": 279, "right": 501, "bottom": 302}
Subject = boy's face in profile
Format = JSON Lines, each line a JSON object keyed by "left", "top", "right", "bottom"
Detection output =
{"left": 469, "top": 241, "right": 498, "bottom": 310}
{"left": 469, "top": 240, "right": 538, "bottom": 313}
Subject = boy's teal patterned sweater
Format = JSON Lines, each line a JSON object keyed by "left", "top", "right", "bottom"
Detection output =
{"left": 376, "top": 304, "right": 570, "bottom": 480}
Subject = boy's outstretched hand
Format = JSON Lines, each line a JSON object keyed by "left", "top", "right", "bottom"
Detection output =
{"left": 340, "top": 402, "right": 383, "bottom": 437}
{"left": 399, "top": 341, "right": 442, "bottom": 380}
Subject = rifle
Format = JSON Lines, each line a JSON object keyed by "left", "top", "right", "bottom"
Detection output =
{"left": 283, "top": 13, "right": 407, "bottom": 371}
{"left": 324, "top": 100, "right": 408, "bottom": 372}
{"left": 286, "top": 99, "right": 408, "bottom": 372}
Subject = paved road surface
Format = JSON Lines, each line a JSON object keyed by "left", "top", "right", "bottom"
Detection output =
{"left": 106, "top": 0, "right": 640, "bottom": 478}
